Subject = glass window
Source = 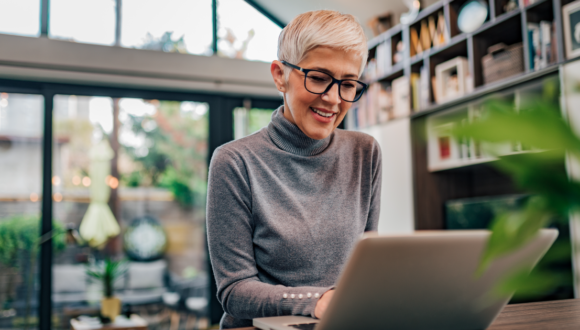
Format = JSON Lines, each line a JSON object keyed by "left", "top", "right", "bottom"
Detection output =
{"left": 234, "top": 107, "right": 274, "bottom": 139}
{"left": 52, "top": 95, "right": 209, "bottom": 328}
{"left": 0, "top": 0, "right": 40, "bottom": 37}
{"left": 217, "top": 0, "right": 281, "bottom": 62}
{"left": 49, "top": 0, "right": 117, "bottom": 46}
{"left": 0, "top": 92, "right": 44, "bottom": 329}
{"left": 121, "top": 0, "right": 213, "bottom": 55}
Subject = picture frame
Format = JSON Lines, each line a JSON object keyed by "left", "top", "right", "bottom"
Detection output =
{"left": 435, "top": 56, "right": 469, "bottom": 103}
{"left": 563, "top": 0, "right": 580, "bottom": 59}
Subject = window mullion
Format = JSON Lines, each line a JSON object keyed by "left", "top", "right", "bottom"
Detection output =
{"left": 40, "top": 0, "right": 50, "bottom": 36}
{"left": 212, "top": 0, "right": 218, "bottom": 54}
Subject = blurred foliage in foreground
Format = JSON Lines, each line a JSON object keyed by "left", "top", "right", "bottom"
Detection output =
{"left": 452, "top": 79, "right": 577, "bottom": 299}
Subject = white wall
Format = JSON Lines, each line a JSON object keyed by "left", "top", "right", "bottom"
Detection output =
{"left": 0, "top": 34, "right": 279, "bottom": 97}
{"left": 560, "top": 61, "right": 580, "bottom": 298}
{"left": 361, "top": 118, "right": 415, "bottom": 234}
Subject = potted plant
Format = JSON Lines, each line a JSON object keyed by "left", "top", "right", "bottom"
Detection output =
{"left": 85, "top": 258, "right": 127, "bottom": 322}
{"left": 451, "top": 80, "right": 576, "bottom": 296}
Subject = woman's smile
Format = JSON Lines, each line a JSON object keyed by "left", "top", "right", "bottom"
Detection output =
{"left": 310, "top": 107, "right": 337, "bottom": 123}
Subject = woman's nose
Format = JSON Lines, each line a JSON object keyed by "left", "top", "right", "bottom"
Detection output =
{"left": 321, "top": 83, "right": 342, "bottom": 105}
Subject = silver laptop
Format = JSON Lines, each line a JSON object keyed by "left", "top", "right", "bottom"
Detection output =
{"left": 253, "top": 229, "right": 558, "bottom": 330}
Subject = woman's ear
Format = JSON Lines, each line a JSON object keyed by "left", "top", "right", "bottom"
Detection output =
{"left": 270, "top": 60, "right": 287, "bottom": 93}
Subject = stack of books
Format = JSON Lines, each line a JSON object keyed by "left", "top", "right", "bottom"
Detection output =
{"left": 350, "top": 75, "right": 416, "bottom": 129}
{"left": 410, "top": 66, "right": 431, "bottom": 112}
{"left": 527, "top": 21, "right": 557, "bottom": 71}
{"left": 363, "top": 41, "right": 392, "bottom": 81}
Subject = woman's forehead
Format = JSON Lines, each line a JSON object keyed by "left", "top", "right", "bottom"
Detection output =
{"left": 299, "top": 47, "right": 361, "bottom": 78}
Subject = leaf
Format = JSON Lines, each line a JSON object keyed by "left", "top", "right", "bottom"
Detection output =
{"left": 478, "top": 196, "right": 552, "bottom": 274}
{"left": 494, "top": 268, "right": 570, "bottom": 299}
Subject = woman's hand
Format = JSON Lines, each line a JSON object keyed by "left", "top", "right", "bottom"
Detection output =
{"left": 314, "top": 289, "right": 335, "bottom": 319}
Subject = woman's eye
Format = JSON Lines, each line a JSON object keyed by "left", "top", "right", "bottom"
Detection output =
{"left": 342, "top": 83, "right": 356, "bottom": 89}
{"left": 310, "top": 76, "right": 327, "bottom": 82}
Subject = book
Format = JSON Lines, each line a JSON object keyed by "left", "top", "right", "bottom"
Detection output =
{"left": 432, "top": 76, "right": 439, "bottom": 104}
{"left": 378, "top": 86, "right": 393, "bottom": 123}
{"left": 527, "top": 21, "right": 555, "bottom": 71}
{"left": 420, "top": 65, "right": 430, "bottom": 109}
{"left": 367, "top": 83, "right": 377, "bottom": 127}
{"left": 411, "top": 73, "right": 421, "bottom": 111}
{"left": 410, "top": 27, "right": 420, "bottom": 56}
{"left": 540, "top": 20, "right": 551, "bottom": 68}
{"left": 429, "top": 16, "right": 437, "bottom": 45}
{"left": 528, "top": 23, "right": 540, "bottom": 71}
{"left": 392, "top": 76, "right": 411, "bottom": 118}
{"left": 527, "top": 25, "right": 536, "bottom": 71}
{"left": 434, "top": 12, "right": 448, "bottom": 47}
{"left": 375, "top": 41, "right": 392, "bottom": 77}
{"left": 421, "top": 20, "right": 432, "bottom": 52}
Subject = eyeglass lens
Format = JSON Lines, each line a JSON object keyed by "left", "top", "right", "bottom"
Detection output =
{"left": 305, "top": 71, "right": 365, "bottom": 102}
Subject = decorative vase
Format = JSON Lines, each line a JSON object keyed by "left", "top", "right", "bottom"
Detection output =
{"left": 101, "top": 296, "right": 121, "bottom": 321}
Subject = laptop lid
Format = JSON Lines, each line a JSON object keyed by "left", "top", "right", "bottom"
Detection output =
{"left": 314, "top": 229, "right": 558, "bottom": 330}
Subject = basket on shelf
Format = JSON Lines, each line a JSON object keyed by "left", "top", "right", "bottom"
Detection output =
{"left": 482, "top": 42, "right": 525, "bottom": 85}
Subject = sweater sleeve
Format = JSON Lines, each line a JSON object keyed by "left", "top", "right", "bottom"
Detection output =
{"left": 365, "top": 139, "right": 382, "bottom": 232}
{"left": 206, "top": 147, "right": 333, "bottom": 321}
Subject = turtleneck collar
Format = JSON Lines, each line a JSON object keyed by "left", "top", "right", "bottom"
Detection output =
{"left": 267, "top": 106, "right": 332, "bottom": 156}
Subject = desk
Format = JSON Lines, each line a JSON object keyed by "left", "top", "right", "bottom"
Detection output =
{"left": 231, "top": 299, "right": 580, "bottom": 330}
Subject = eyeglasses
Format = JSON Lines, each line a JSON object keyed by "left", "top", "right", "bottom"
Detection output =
{"left": 281, "top": 61, "right": 368, "bottom": 103}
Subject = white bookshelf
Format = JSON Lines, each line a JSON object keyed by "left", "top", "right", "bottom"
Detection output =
{"left": 426, "top": 84, "right": 544, "bottom": 172}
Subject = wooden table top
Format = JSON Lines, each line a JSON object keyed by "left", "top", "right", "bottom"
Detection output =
{"left": 231, "top": 299, "right": 580, "bottom": 330}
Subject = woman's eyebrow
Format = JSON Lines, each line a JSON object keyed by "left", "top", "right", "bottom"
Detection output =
{"left": 310, "top": 67, "right": 358, "bottom": 79}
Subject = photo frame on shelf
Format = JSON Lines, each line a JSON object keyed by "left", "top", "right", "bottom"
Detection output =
{"left": 436, "top": 123, "right": 455, "bottom": 160}
{"left": 435, "top": 57, "right": 469, "bottom": 103}
{"left": 563, "top": 0, "right": 580, "bottom": 59}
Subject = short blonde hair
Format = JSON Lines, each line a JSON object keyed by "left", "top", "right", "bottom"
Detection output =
{"left": 277, "top": 10, "right": 368, "bottom": 77}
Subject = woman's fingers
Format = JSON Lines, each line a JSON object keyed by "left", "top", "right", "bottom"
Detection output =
{"left": 314, "top": 290, "right": 335, "bottom": 319}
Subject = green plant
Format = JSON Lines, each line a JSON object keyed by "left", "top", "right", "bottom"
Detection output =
{"left": 122, "top": 100, "right": 208, "bottom": 208}
{"left": 0, "top": 214, "right": 66, "bottom": 266}
{"left": 85, "top": 258, "right": 128, "bottom": 298}
{"left": 451, "top": 80, "right": 579, "bottom": 297}
{"left": 0, "top": 214, "right": 66, "bottom": 328}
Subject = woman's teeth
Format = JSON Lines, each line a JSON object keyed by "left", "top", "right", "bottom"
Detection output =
{"left": 311, "top": 107, "right": 334, "bottom": 118}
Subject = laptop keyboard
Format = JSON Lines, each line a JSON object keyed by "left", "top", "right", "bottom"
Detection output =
{"left": 288, "top": 323, "right": 318, "bottom": 330}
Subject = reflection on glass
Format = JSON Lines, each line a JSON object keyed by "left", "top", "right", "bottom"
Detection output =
{"left": 121, "top": 0, "right": 213, "bottom": 55}
{"left": 217, "top": 0, "right": 281, "bottom": 62}
{"left": 0, "top": 0, "right": 40, "bottom": 37}
{"left": 49, "top": 0, "right": 116, "bottom": 46}
{"left": 0, "top": 92, "right": 43, "bottom": 329}
{"left": 52, "top": 95, "right": 209, "bottom": 328}
{"left": 234, "top": 108, "right": 275, "bottom": 139}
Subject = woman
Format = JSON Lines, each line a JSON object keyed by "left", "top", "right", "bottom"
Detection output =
{"left": 206, "top": 10, "right": 382, "bottom": 329}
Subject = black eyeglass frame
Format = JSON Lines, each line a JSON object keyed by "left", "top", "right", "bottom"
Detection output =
{"left": 281, "top": 60, "right": 368, "bottom": 103}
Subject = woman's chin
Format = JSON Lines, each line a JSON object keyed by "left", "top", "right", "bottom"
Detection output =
{"left": 303, "top": 125, "right": 333, "bottom": 140}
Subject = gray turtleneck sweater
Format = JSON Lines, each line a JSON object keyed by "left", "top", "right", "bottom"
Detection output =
{"left": 206, "top": 107, "right": 382, "bottom": 329}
